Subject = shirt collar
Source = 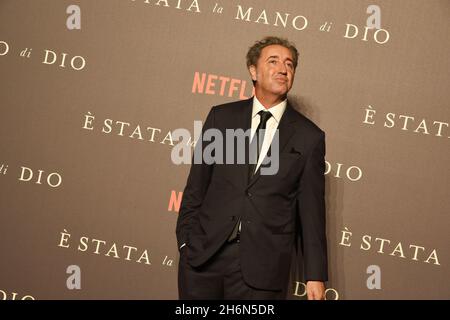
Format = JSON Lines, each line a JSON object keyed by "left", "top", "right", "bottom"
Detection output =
{"left": 252, "top": 95, "right": 287, "bottom": 124}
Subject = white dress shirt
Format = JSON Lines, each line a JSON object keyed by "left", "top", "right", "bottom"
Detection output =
{"left": 250, "top": 96, "right": 287, "bottom": 173}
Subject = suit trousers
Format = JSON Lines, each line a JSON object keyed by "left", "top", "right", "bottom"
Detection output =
{"left": 178, "top": 239, "right": 286, "bottom": 300}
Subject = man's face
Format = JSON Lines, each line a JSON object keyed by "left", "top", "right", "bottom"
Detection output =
{"left": 249, "top": 44, "right": 296, "bottom": 98}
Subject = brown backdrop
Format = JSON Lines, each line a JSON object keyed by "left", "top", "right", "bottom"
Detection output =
{"left": 0, "top": 0, "right": 449, "bottom": 300}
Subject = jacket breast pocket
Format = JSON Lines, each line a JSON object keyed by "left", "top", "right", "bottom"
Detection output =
{"left": 274, "top": 152, "right": 303, "bottom": 178}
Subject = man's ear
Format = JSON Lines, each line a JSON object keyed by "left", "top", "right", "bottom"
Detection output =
{"left": 248, "top": 65, "right": 257, "bottom": 82}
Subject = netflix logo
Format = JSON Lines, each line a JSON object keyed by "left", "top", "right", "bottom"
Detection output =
{"left": 191, "top": 71, "right": 254, "bottom": 99}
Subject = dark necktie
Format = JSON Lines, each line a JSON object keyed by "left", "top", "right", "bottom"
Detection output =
{"left": 248, "top": 110, "right": 273, "bottom": 181}
{"left": 227, "top": 110, "right": 272, "bottom": 243}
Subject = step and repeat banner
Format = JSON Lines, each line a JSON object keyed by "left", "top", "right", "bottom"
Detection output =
{"left": 0, "top": 0, "right": 448, "bottom": 300}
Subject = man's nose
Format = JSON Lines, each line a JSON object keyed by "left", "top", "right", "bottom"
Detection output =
{"left": 278, "top": 63, "right": 288, "bottom": 74}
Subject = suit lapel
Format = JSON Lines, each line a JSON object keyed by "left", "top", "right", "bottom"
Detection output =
{"left": 233, "top": 98, "right": 253, "bottom": 186}
{"left": 236, "top": 97, "right": 253, "bottom": 132}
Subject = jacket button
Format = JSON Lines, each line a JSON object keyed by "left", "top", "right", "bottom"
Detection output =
{"left": 246, "top": 191, "right": 252, "bottom": 197}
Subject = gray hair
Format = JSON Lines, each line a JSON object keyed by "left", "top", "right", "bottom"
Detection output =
{"left": 246, "top": 36, "right": 299, "bottom": 70}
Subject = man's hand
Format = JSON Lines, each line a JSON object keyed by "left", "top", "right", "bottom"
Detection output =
{"left": 306, "top": 281, "right": 325, "bottom": 300}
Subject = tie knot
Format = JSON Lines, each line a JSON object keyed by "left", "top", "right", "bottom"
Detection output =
{"left": 258, "top": 110, "right": 272, "bottom": 124}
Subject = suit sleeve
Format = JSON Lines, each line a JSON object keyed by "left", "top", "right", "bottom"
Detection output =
{"left": 175, "top": 106, "right": 216, "bottom": 252}
{"left": 296, "top": 130, "right": 328, "bottom": 282}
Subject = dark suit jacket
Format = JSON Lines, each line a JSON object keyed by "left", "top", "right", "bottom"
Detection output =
{"left": 176, "top": 96, "right": 328, "bottom": 291}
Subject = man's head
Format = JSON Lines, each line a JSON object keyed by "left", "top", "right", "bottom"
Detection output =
{"left": 246, "top": 36, "right": 299, "bottom": 100}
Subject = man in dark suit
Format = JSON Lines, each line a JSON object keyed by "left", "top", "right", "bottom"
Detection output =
{"left": 176, "top": 36, "right": 328, "bottom": 300}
